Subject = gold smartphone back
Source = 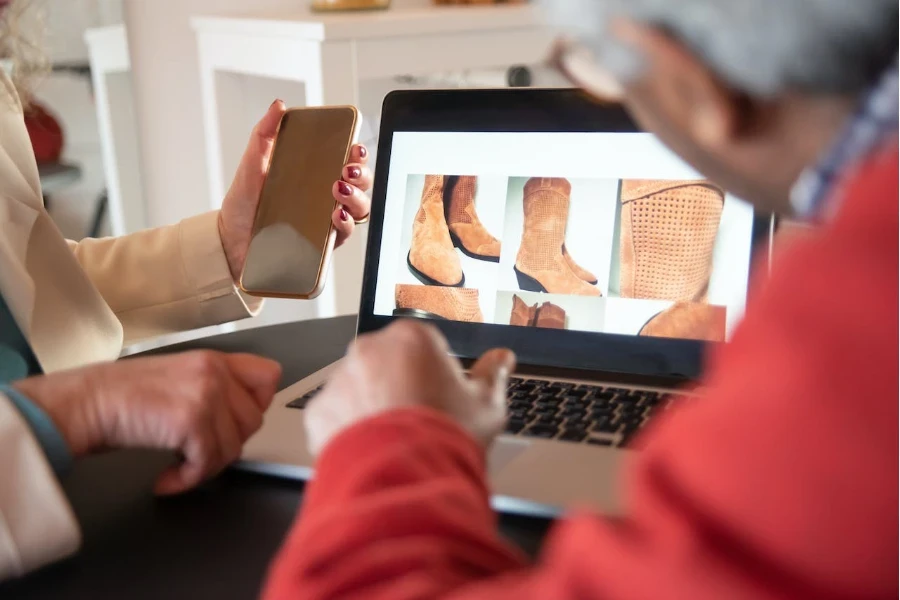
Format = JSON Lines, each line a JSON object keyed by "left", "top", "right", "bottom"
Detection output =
{"left": 240, "top": 106, "right": 360, "bottom": 299}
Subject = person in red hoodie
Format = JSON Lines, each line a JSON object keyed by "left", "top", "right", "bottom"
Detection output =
{"left": 263, "top": 1, "right": 899, "bottom": 598}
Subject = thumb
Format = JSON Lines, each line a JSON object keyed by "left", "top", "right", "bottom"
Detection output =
{"left": 254, "top": 99, "right": 286, "bottom": 143}
{"left": 242, "top": 99, "right": 286, "bottom": 175}
{"left": 225, "top": 353, "right": 283, "bottom": 410}
{"left": 469, "top": 348, "right": 516, "bottom": 401}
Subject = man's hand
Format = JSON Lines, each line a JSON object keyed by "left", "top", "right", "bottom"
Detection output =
{"left": 305, "top": 321, "right": 516, "bottom": 456}
{"left": 218, "top": 100, "right": 374, "bottom": 282}
{"left": 14, "top": 351, "right": 282, "bottom": 496}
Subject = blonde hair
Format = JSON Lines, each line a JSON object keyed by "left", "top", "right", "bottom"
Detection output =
{"left": 0, "top": 0, "right": 47, "bottom": 107}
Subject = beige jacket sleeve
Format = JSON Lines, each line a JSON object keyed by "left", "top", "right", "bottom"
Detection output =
{"left": 0, "top": 394, "right": 80, "bottom": 581}
{"left": 67, "top": 211, "right": 263, "bottom": 345}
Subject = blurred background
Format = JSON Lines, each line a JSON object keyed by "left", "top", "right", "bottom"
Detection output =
{"left": 26, "top": 0, "right": 567, "bottom": 350}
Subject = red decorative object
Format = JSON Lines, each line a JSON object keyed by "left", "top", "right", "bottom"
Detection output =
{"left": 24, "top": 101, "right": 64, "bottom": 163}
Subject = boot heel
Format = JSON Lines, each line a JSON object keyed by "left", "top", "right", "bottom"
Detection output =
{"left": 514, "top": 267, "right": 548, "bottom": 293}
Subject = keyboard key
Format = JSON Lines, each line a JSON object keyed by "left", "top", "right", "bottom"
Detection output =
{"left": 562, "top": 406, "right": 586, "bottom": 417}
{"left": 618, "top": 405, "right": 645, "bottom": 418}
{"left": 565, "top": 388, "right": 589, "bottom": 398}
{"left": 536, "top": 395, "right": 562, "bottom": 405}
{"left": 505, "top": 419, "right": 528, "bottom": 434}
{"left": 593, "top": 418, "right": 620, "bottom": 434}
{"left": 560, "top": 429, "right": 588, "bottom": 442}
{"left": 522, "top": 425, "right": 558, "bottom": 439}
{"left": 564, "top": 415, "right": 587, "bottom": 426}
{"left": 509, "top": 409, "right": 529, "bottom": 421}
{"left": 591, "top": 406, "right": 615, "bottom": 418}
{"left": 577, "top": 384, "right": 604, "bottom": 394}
{"left": 588, "top": 438, "right": 613, "bottom": 446}
{"left": 537, "top": 415, "right": 563, "bottom": 426}
{"left": 286, "top": 385, "right": 323, "bottom": 410}
{"left": 532, "top": 408, "right": 558, "bottom": 419}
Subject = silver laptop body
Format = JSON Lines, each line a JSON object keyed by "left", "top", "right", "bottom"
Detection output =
{"left": 238, "top": 89, "right": 772, "bottom": 518}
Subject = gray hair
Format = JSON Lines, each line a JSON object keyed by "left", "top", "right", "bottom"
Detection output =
{"left": 543, "top": 0, "right": 898, "bottom": 97}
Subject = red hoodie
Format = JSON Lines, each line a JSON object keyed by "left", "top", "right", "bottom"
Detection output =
{"left": 263, "top": 147, "right": 899, "bottom": 600}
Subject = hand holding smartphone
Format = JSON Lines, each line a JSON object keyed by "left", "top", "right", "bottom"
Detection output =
{"left": 240, "top": 106, "right": 362, "bottom": 299}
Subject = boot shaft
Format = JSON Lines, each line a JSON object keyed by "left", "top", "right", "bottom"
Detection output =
{"left": 415, "top": 174, "right": 446, "bottom": 225}
{"left": 534, "top": 301, "right": 566, "bottom": 329}
{"left": 521, "top": 177, "right": 571, "bottom": 240}
{"left": 619, "top": 180, "right": 724, "bottom": 302}
{"left": 446, "top": 175, "right": 478, "bottom": 226}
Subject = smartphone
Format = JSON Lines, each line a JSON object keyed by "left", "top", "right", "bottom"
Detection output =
{"left": 239, "top": 106, "right": 361, "bottom": 299}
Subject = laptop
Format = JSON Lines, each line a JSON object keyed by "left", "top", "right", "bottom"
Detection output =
{"left": 238, "top": 89, "right": 774, "bottom": 518}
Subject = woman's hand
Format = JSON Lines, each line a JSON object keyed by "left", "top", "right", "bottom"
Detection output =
{"left": 218, "top": 100, "right": 374, "bottom": 283}
{"left": 14, "top": 351, "right": 282, "bottom": 496}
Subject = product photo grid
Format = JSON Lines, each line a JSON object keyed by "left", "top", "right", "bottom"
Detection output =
{"left": 372, "top": 132, "right": 755, "bottom": 344}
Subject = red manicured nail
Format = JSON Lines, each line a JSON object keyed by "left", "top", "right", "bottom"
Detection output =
{"left": 347, "top": 166, "right": 361, "bottom": 179}
{"left": 340, "top": 208, "right": 350, "bottom": 222}
{"left": 357, "top": 145, "right": 367, "bottom": 158}
{"left": 338, "top": 181, "right": 353, "bottom": 196}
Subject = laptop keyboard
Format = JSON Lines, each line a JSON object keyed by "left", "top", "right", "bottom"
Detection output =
{"left": 287, "top": 379, "right": 681, "bottom": 448}
{"left": 504, "top": 378, "right": 682, "bottom": 448}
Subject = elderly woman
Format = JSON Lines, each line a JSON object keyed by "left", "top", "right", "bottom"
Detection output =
{"left": 260, "top": 0, "right": 898, "bottom": 599}
{"left": 0, "top": 0, "right": 373, "bottom": 580}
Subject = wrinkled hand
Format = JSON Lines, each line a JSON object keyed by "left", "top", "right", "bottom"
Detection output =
{"left": 305, "top": 321, "right": 516, "bottom": 456}
{"left": 14, "top": 351, "right": 282, "bottom": 496}
{"left": 218, "top": 100, "right": 374, "bottom": 282}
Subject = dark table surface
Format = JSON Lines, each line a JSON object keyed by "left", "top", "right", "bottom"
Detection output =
{"left": 2, "top": 316, "right": 551, "bottom": 600}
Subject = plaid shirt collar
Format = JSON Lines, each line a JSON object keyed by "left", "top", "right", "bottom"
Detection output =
{"left": 790, "top": 58, "right": 899, "bottom": 222}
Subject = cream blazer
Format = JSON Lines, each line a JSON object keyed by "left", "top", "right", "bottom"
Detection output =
{"left": 0, "top": 73, "right": 261, "bottom": 580}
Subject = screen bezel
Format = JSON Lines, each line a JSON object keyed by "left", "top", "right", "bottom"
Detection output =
{"left": 358, "top": 89, "right": 772, "bottom": 384}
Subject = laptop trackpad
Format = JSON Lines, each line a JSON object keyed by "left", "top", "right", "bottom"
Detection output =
{"left": 487, "top": 438, "right": 530, "bottom": 475}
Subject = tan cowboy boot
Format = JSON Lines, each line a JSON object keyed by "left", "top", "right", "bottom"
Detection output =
{"left": 408, "top": 175, "right": 464, "bottom": 287}
{"left": 446, "top": 176, "right": 501, "bottom": 262}
{"left": 514, "top": 177, "right": 600, "bottom": 296}
{"left": 509, "top": 294, "right": 537, "bottom": 327}
{"left": 393, "top": 284, "right": 483, "bottom": 322}
{"left": 639, "top": 302, "right": 727, "bottom": 342}
{"left": 619, "top": 180, "right": 724, "bottom": 302}
{"left": 534, "top": 302, "right": 567, "bottom": 329}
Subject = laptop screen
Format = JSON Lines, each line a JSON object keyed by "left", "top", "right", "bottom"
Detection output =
{"left": 371, "top": 131, "right": 757, "bottom": 344}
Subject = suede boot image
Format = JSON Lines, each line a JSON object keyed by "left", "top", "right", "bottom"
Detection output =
{"left": 534, "top": 302, "right": 567, "bottom": 330}
{"left": 445, "top": 176, "right": 501, "bottom": 262}
{"left": 639, "top": 302, "right": 726, "bottom": 342}
{"left": 619, "top": 180, "right": 724, "bottom": 302}
{"left": 408, "top": 175, "right": 465, "bottom": 287}
{"left": 514, "top": 177, "right": 601, "bottom": 297}
{"left": 393, "top": 284, "right": 483, "bottom": 322}
{"left": 509, "top": 294, "right": 537, "bottom": 327}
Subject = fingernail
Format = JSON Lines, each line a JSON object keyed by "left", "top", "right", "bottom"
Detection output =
{"left": 347, "top": 166, "right": 361, "bottom": 179}
{"left": 338, "top": 181, "right": 353, "bottom": 196}
{"left": 270, "top": 99, "right": 284, "bottom": 108}
{"left": 340, "top": 208, "right": 350, "bottom": 222}
{"left": 358, "top": 145, "right": 367, "bottom": 158}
